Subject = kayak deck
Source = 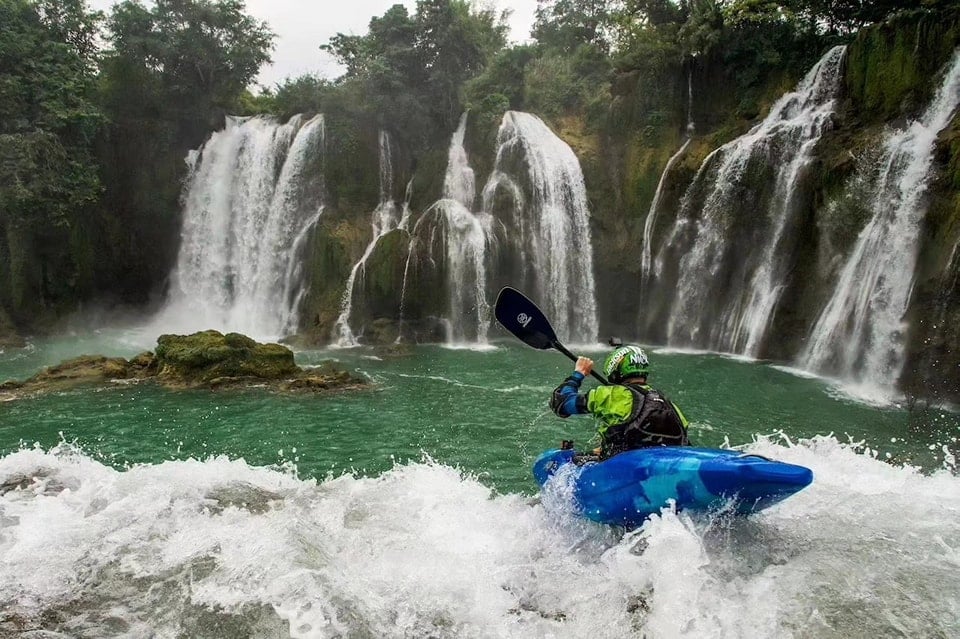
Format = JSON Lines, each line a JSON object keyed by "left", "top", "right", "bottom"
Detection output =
{"left": 533, "top": 447, "right": 813, "bottom": 527}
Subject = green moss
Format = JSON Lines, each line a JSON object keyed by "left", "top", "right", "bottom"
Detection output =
{"left": 409, "top": 147, "right": 449, "bottom": 214}
{"left": 155, "top": 330, "right": 298, "bottom": 381}
{"left": 846, "top": 9, "right": 960, "bottom": 123}
{"left": 324, "top": 115, "right": 381, "bottom": 217}
{"left": 364, "top": 229, "right": 411, "bottom": 314}
{"left": 299, "top": 219, "right": 358, "bottom": 343}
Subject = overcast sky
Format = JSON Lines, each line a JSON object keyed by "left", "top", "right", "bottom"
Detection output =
{"left": 88, "top": 0, "right": 538, "bottom": 88}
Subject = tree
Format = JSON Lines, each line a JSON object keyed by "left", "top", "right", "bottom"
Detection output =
{"left": 105, "top": 0, "right": 274, "bottom": 123}
{"left": 533, "top": 0, "right": 618, "bottom": 54}
{"left": 415, "top": 0, "right": 508, "bottom": 129}
{"left": 0, "top": 0, "right": 104, "bottom": 321}
{"left": 93, "top": 0, "right": 275, "bottom": 304}
{"left": 321, "top": 0, "right": 507, "bottom": 145}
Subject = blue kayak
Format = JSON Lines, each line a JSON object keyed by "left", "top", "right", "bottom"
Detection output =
{"left": 533, "top": 447, "right": 813, "bottom": 527}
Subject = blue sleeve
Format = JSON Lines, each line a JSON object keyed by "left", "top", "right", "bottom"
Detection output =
{"left": 550, "top": 371, "right": 589, "bottom": 418}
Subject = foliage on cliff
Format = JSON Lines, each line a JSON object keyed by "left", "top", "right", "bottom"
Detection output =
{"left": 0, "top": 0, "right": 273, "bottom": 341}
{"left": 3, "top": 0, "right": 960, "bottom": 402}
{"left": 94, "top": 0, "right": 273, "bottom": 304}
{"left": 0, "top": 0, "right": 103, "bottom": 327}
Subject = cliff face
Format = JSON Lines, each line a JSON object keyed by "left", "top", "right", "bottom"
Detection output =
{"left": 4, "top": 9, "right": 958, "bottom": 403}
{"left": 286, "top": 10, "right": 960, "bottom": 403}
{"left": 521, "top": 10, "right": 960, "bottom": 403}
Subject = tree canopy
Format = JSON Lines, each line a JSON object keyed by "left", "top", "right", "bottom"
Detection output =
{"left": 104, "top": 0, "right": 273, "bottom": 124}
{"left": 313, "top": 0, "right": 508, "bottom": 143}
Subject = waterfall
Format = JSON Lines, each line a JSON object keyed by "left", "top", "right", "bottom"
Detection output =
{"left": 483, "top": 111, "right": 598, "bottom": 344}
{"left": 664, "top": 46, "right": 846, "bottom": 354}
{"left": 333, "top": 130, "right": 400, "bottom": 346}
{"left": 397, "top": 177, "right": 414, "bottom": 231}
{"left": 800, "top": 49, "right": 960, "bottom": 396}
{"left": 161, "top": 114, "right": 325, "bottom": 340}
{"left": 411, "top": 112, "right": 494, "bottom": 345}
{"left": 640, "top": 70, "right": 696, "bottom": 302}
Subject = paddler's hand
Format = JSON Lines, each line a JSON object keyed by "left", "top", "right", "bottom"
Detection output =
{"left": 575, "top": 357, "right": 593, "bottom": 376}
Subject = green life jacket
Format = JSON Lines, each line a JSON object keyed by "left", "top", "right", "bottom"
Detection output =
{"left": 587, "top": 383, "right": 689, "bottom": 457}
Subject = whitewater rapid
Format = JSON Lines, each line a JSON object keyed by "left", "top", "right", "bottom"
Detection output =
{"left": 1, "top": 437, "right": 957, "bottom": 638}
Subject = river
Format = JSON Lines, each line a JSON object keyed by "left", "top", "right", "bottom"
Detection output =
{"left": 1, "top": 332, "right": 958, "bottom": 637}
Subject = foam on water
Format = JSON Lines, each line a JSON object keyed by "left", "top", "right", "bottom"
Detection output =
{"left": 2, "top": 436, "right": 958, "bottom": 638}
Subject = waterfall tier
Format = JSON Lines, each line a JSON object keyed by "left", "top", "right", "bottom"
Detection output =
{"left": 161, "top": 114, "right": 325, "bottom": 340}
{"left": 660, "top": 46, "right": 846, "bottom": 356}
{"left": 483, "top": 111, "right": 599, "bottom": 345}
{"left": 334, "top": 130, "right": 400, "bottom": 346}
{"left": 800, "top": 49, "right": 960, "bottom": 397}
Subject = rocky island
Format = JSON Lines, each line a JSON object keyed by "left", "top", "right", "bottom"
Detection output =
{"left": 0, "top": 330, "right": 367, "bottom": 402}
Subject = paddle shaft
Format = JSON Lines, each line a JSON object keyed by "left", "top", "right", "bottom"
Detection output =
{"left": 552, "top": 340, "right": 610, "bottom": 385}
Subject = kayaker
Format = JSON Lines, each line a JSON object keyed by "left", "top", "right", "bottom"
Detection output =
{"left": 549, "top": 344, "right": 690, "bottom": 458}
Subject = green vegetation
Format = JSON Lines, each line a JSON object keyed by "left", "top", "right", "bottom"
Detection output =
{"left": 1, "top": 0, "right": 957, "bottom": 400}
{"left": 0, "top": 0, "right": 274, "bottom": 340}
{"left": 0, "top": 0, "right": 103, "bottom": 325}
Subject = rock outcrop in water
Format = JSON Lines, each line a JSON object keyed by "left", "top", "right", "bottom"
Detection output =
{"left": 0, "top": 331, "right": 366, "bottom": 401}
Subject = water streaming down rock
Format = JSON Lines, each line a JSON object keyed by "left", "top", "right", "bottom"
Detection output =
{"left": 800, "top": 49, "right": 960, "bottom": 396}
{"left": 640, "top": 67, "right": 696, "bottom": 305}
{"left": 333, "top": 130, "right": 400, "bottom": 346}
{"left": 663, "top": 46, "right": 846, "bottom": 354}
{"left": 162, "top": 114, "right": 325, "bottom": 339}
{"left": 397, "top": 177, "right": 415, "bottom": 231}
{"left": 483, "top": 111, "right": 598, "bottom": 344}
{"left": 410, "top": 112, "right": 495, "bottom": 344}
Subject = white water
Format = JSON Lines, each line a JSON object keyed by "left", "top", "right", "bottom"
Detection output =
{"left": 333, "top": 131, "right": 400, "bottom": 346}
{"left": 157, "top": 115, "right": 325, "bottom": 341}
{"left": 640, "top": 89, "right": 694, "bottom": 303}
{"left": 801, "top": 49, "right": 960, "bottom": 399}
{"left": 483, "top": 111, "right": 598, "bottom": 344}
{"left": 665, "top": 47, "right": 846, "bottom": 354}
{"left": 411, "top": 113, "right": 495, "bottom": 345}
{"left": 2, "top": 436, "right": 958, "bottom": 638}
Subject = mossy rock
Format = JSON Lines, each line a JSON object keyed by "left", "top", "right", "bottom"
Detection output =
{"left": 154, "top": 330, "right": 298, "bottom": 382}
{"left": 1, "top": 332, "right": 368, "bottom": 402}
{"left": 845, "top": 9, "right": 960, "bottom": 124}
{"left": 32, "top": 355, "right": 134, "bottom": 383}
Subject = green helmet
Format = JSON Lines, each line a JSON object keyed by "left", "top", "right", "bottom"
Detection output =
{"left": 603, "top": 345, "right": 651, "bottom": 383}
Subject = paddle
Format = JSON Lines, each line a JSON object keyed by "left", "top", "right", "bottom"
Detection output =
{"left": 493, "top": 286, "right": 609, "bottom": 385}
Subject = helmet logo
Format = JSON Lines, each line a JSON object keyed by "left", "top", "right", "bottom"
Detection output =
{"left": 604, "top": 345, "right": 651, "bottom": 379}
{"left": 517, "top": 313, "right": 532, "bottom": 328}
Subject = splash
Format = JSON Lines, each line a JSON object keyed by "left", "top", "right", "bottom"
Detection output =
{"left": 158, "top": 115, "right": 325, "bottom": 341}
{"left": 2, "top": 436, "right": 958, "bottom": 638}
{"left": 664, "top": 46, "right": 846, "bottom": 355}
{"left": 800, "top": 49, "right": 960, "bottom": 399}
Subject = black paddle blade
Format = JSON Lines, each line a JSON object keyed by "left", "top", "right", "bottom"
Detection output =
{"left": 494, "top": 287, "right": 557, "bottom": 350}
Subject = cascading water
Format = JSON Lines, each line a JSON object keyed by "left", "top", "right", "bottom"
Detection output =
{"left": 410, "top": 112, "right": 495, "bottom": 345}
{"left": 397, "top": 177, "right": 414, "bottom": 231}
{"left": 483, "top": 111, "right": 598, "bottom": 344}
{"left": 333, "top": 131, "right": 400, "bottom": 346}
{"left": 800, "top": 49, "right": 960, "bottom": 399}
{"left": 663, "top": 46, "right": 846, "bottom": 355}
{"left": 161, "top": 114, "right": 325, "bottom": 340}
{"left": 640, "top": 67, "right": 697, "bottom": 303}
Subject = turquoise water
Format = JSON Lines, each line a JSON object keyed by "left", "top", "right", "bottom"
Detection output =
{"left": 2, "top": 334, "right": 959, "bottom": 638}
{"left": 1, "top": 335, "right": 955, "bottom": 488}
